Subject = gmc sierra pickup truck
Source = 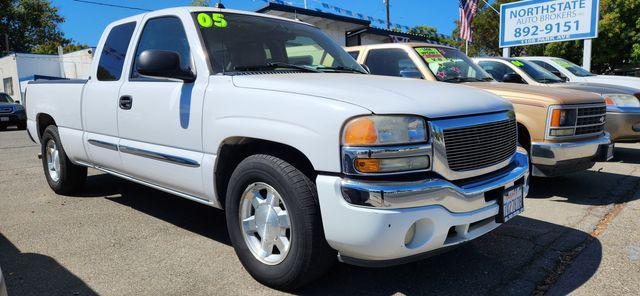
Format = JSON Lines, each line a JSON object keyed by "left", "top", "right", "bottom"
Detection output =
{"left": 25, "top": 7, "right": 529, "bottom": 289}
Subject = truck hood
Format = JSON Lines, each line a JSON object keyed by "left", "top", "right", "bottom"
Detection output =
{"left": 232, "top": 73, "right": 512, "bottom": 118}
{"left": 551, "top": 82, "right": 640, "bottom": 96}
{"left": 583, "top": 75, "right": 640, "bottom": 89}
{"left": 464, "top": 82, "right": 604, "bottom": 105}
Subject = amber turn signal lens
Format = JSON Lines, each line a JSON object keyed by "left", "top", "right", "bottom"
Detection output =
{"left": 344, "top": 117, "right": 378, "bottom": 146}
{"left": 354, "top": 159, "right": 381, "bottom": 173}
{"left": 604, "top": 96, "right": 615, "bottom": 106}
{"left": 550, "top": 109, "right": 562, "bottom": 127}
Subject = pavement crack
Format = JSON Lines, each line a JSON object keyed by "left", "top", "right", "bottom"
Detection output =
{"left": 531, "top": 167, "right": 640, "bottom": 295}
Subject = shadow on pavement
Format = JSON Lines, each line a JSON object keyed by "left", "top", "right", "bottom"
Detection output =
{"left": 299, "top": 216, "right": 602, "bottom": 295}
{"left": 527, "top": 168, "right": 640, "bottom": 205}
{"left": 69, "top": 173, "right": 602, "bottom": 295}
{"left": 0, "top": 233, "right": 98, "bottom": 296}
{"left": 79, "top": 174, "right": 231, "bottom": 246}
{"left": 613, "top": 146, "right": 640, "bottom": 165}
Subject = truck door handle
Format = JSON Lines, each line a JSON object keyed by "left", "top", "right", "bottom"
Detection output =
{"left": 119, "top": 96, "right": 133, "bottom": 110}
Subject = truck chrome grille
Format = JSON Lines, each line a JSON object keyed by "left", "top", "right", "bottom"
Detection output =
{"left": 443, "top": 118, "right": 517, "bottom": 172}
{"left": 575, "top": 105, "right": 605, "bottom": 136}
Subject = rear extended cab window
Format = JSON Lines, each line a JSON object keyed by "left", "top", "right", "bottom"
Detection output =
{"left": 97, "top": 22, "right": 136, "bottom": 81}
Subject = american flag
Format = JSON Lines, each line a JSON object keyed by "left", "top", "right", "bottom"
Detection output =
{"left": 459, "top": 0, "right": 479, "bottom": 42}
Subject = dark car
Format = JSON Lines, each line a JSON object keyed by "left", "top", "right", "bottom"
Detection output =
{"left": 0, "top": 92, "right": 26, "bottom": 130}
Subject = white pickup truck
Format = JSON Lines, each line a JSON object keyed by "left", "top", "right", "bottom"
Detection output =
{"left": 25, "top": 7, "right": 529, "bottom": 290}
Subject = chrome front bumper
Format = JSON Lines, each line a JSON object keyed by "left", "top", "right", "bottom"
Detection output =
{"left": 315, "top": 149, "right": 529, "bottom": 264}
{"left": 341, "top": 148, "right": 529, "bottom": 213}
{"left": 606, "top": 109, "right": 640, "bottom": 142}
{"left": 530, "top": 133, "right": 611, "bottom": 177}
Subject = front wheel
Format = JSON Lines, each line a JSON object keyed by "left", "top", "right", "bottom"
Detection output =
{"left": 41, "top": 126, "right": 87, "bottom": 194}
{"left": 225, "top": 154, "right": 334, "bottom": 290}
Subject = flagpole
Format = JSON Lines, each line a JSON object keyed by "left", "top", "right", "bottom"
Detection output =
{"left": 465, "top": 39, "right": 469, "bottom": 55}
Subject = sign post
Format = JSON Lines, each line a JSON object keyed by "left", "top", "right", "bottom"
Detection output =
{"left": 499, "top": 0, "right": 599, "bottom": 69}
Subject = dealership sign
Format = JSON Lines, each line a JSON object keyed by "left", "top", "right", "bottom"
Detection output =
{"left": 499, "top": 0, "right": 599, "bottom": 47}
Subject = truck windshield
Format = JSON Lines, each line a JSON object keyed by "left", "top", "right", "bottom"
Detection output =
{"left": 192, "top": 12, "right": 366, "bottom": 74}
{"left": 511, "top": 59, "right": 563, "bottom": 84}
{"left": 552, "top": 58, "right": 596, "bottom": 77}
{"left": 414, "top": 46, "right": 494, "bottom": 83}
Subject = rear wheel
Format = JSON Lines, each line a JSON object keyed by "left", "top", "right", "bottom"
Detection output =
{"left": 41, "top": 126, "right": 87, "bottom": 194}
{"left": 225, "top": 154, "right": 334, "bottom": 290}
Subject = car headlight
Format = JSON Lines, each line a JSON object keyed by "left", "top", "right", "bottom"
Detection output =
{"left": 342, "top": 115, "right": 430, "bottom": 174}
{"left": 342, "top": 115, "right": 427, "bottom": 146}
{"left": 604, "top": 94, "right": 640, "bottom": 107}
{"left": 14, "top": 104, "right": 24, "bottom": 111}
{"left": 548, "top": 106, "right": 577, "bottom": 137}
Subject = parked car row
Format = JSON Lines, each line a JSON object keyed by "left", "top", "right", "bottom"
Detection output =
{"left": 20, "top": 7, "right": 640, "bottom": 291}
{"left": 0, "top": 92, "right": 26, "bottom": 131}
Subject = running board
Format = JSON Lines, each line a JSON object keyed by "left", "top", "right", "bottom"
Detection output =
{"left": 75, "top": 161, "right": 216, "bottom": 208}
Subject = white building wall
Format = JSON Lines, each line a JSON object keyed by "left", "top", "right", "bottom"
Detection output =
{"left": 0, "top": 55, "right": 20, "bottom": 101}
{"left": 62, "top": 48, "right": 94, "bottom": 79}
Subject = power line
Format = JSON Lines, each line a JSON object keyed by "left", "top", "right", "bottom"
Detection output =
{"left": 72, "top": 0, "right": 151, "bottom": 12}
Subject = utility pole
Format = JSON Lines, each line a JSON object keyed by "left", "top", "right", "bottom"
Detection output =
{"left": 385, "top": 0, "right": 390, "bottom": 29}
{"left": 4, "top": 34, "right": 9, "bottom": 53}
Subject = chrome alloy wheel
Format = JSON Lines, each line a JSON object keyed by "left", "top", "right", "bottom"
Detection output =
{"left": 45, "top": 139, "right": 61, "bottom": 182}
{"left": 239, "top": 182, "right": 292, "bottom": 265}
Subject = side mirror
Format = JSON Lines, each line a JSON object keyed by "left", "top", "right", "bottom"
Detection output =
{"left": 360, "top": 64, "right": 371, "bottom": 74}
{"left": 136, "top": 50, "right": 196, "bottom": 82}
{"left": 502, "top": 73, "right": 525, "bottom": 84}
{"left": 400, "top": 69, "right": 423, "bottom": 79}
{"left": 14, "top": 100, "right": 20, "bottom": 105}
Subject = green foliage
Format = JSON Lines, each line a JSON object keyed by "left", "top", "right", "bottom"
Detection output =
{"left": 408, "top": 25, "right": 458, "bottom": 46}
{"left": 455, "top": 0, "right": 640, "bottom": 72}
{"left": 0, "top": 0, "right": 85, "bottom": 55}
{"left": 191, "top": 0, "right": 211, "bottom": 6}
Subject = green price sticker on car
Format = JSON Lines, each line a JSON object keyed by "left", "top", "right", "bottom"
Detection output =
{"left": 197, "top": 13, "right": 227, "bottom": 28}
{"left": 510, "top": 60, "right": 524, "bottom": 67}
{"left": 415, "top": 47, "right": 448, "bottom": 63}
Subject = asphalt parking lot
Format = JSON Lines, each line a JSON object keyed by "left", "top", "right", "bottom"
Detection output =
{"left": 1, "top": 128, "right": 639, "bottom": 296}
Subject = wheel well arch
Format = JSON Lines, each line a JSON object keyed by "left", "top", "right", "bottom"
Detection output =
{"left": 517, "top": 122, "right": 531, "bottom": 151}
{"left": 214, "top": 137, "right": 317, "bottom": 207}
{"left": 36, "top": 113, "right": 56, "bottom": 140}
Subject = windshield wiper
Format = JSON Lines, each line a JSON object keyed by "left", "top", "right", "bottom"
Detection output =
{"left": 234, "top": 62, "right": 320, "bottom": 73}
{"left": 314, "top": 65, "right": 367, "bottom": 74}
{"left": 538, "top": 78, "right": 562, "bottom": 84}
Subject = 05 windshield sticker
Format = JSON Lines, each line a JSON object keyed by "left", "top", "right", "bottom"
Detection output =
{"left": 415, "top": 47, "right": 448, "bottom": 63}
{"left": 510, "top": 60, "right": 525, "bottom": 67}
{"left": 197, "top": 13, "right": 227, "bottom": 28}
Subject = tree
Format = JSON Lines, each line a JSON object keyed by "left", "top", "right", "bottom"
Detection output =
{"left": 0, "top": 0, "right": 86, "bottom": 55}
{"left": 191, "top": 0, "right": 211, "bottom": 6}
{"left": 408, "top": 25, "right": 458, "bottom": 46}
{"left": 454, "top": 0, "right": 640, "bottom": 73}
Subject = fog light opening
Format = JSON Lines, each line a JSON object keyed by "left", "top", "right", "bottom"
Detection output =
{"left": 404, "top": 219, "right": 434, "bottom": 249}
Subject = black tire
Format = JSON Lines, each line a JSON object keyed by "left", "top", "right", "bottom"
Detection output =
{"left": 17, "top": 121, "right": 27, "bottom": 130}
{"left": 41, "top": 125, "right": 87, "bottom": 194}
{"left": 225, "top": 154, "right": 334, "bottom": 291}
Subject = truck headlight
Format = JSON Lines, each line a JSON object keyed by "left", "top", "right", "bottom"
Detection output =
{"left": 342, "top": 115, "right": 430, "bottom": 175}
{"left": 547, "top": 106, "right": 577, "bottom": 137}
{"left": 342, "top": 115, "right": 427, "bottom": 146}
{"left": 604, "top": 94, "right": 640, "bottom": 107}
{"left": 14, "top": 104, "right": 24, "bottom": 111}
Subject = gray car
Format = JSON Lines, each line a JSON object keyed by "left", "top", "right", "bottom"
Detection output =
{"left": 474, "top": 57, "right": 640, "bottom": 143}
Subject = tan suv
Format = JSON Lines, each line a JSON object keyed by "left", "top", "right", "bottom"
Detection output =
{"left": 347, "top": 43, "right": 613, "bottom": 177}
